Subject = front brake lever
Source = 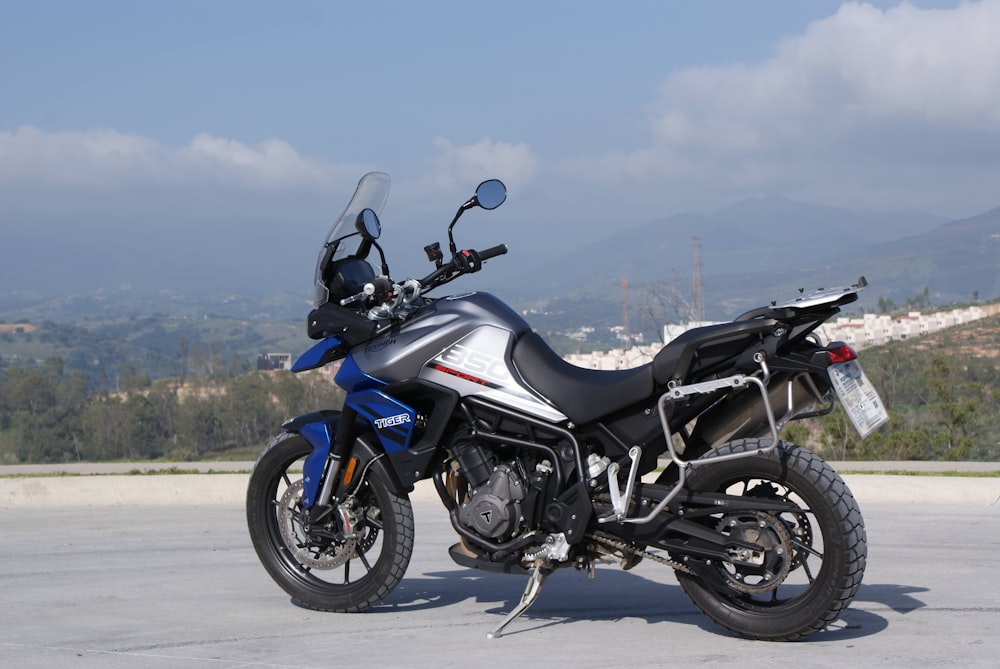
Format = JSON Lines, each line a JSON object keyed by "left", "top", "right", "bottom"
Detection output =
{"left": 339, "top": 283, "right": 376, "bottom": 307}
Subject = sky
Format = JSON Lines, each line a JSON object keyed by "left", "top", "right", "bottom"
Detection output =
{"left": 2, "top": 0, "right": 1000, "bottom": 295}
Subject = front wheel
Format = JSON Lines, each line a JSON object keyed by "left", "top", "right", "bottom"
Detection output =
{"left": 246, "top": 432, "right": 414, "bottom": 611}
{"left": 676, "top": 439, "right": 866, "bottom": 640}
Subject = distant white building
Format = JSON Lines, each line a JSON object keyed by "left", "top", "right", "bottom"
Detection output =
{"left": 662, "top": 320, "right": 723, "bottom": 344}
{"left": 820, "top": 305, "right": 990, "bottom": 349}
{"left": 565, "top": 345, "right": 659, "bottom": 370}
{"left": 563, "top": 304, "right": 996, "bottom": 368}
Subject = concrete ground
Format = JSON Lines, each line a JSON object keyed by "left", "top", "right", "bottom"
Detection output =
{"left": 3, "top": 460, "right": 1000, "bottom": 508}
{"left": 1, "top": 461, "right": 999, "bottom": 668}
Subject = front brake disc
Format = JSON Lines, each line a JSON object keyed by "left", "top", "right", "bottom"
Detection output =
{"left": 277, "top": 480, "right": 358, "bottom": 569}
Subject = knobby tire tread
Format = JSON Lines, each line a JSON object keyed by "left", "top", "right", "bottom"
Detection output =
{"left": 246, "top": 432, "right": 415, "bottom": 613}
{"left": 676, "top": 438, "right": 867, "bottom": 641}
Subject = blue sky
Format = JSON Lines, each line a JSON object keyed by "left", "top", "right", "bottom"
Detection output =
{"left": 2, "top": 2, "right": 853, "bottom": 151}
{"left": 2, "top": 1, "right": 999, "bottom": 294}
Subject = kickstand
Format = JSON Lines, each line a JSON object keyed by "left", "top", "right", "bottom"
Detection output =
{"left": 486, "top": 564, "right": 551, "bottom": 639}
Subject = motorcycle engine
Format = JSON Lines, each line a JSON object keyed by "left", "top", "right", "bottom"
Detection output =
{"left": 458, "top": 464, "right": 526, "bottom": 540}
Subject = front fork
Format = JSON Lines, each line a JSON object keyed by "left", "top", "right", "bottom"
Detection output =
{"left": 284, "top": 406, "right": 358, "bottom": 510}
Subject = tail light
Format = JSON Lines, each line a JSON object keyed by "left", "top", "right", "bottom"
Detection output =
{"left": 827, "top": 342, "right": 857, "bottom": 364}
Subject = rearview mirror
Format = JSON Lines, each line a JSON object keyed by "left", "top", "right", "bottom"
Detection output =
{"left": 355, "top": 208, "right": 381, "bottom": 240}
{"left": 474, "top": 179, "right": 506, "bottom": 210}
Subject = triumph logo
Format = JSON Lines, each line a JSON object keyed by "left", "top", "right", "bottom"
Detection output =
{"left": 374, "top": 413, "right": 412, "bottom": 430}
{"left": 365, "top": 337, "right": 397, "bottom": 354}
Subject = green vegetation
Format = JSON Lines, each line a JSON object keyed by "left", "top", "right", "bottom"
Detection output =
{"left": 0, "top": 316, "right": 303, "bottom": 392}
{"left": 876, "top": 286, "right": 932, "bottom": 314}
{"left": 3, "top": 307, "right": 1000, "bottom": 465}
{"left": 0, "top": 362, "right": 343, "bottom": 464}
{"left": 785, "top": 312, "right": 1000, "bottom": 462}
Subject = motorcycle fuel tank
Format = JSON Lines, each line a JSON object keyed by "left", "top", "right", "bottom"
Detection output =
{"left": 350, "top": 292, "right": 567, "bottom": 422}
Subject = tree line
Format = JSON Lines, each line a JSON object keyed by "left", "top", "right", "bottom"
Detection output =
{"left": 3, "top": 326, "right": 999, "bottom": 464}
{"left": 0, "top": 358, "right": 343, "bottom": 464}
{"left": 0, "top": 317, "right": 295, "bottom": 394}
{"left": 785, "top": 342, "right": 1000, "bottom": 462}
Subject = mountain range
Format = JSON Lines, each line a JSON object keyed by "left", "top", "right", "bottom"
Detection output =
{"left": 497, "top": 195, "right": 998, "bottom": 324}
{"left": 3, "top": 193, "right": 998, "bottom": 330}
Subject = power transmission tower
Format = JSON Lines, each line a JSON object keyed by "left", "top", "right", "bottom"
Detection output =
{"left": 621, "top": 278, "right": 630, "bottom": 344}
{"left": 691, "top": 237, "right": 704, "bottom": 322}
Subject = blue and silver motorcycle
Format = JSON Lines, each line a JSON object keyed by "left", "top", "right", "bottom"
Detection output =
{"left": 247, "top": 172, "right": 884, "bottom": 640}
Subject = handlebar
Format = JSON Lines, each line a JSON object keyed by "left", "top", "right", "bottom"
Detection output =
{"left": 342, "top": 243, "right": 506, "bottom": 319}
{"left": 478, "top": 243, "right": 508, "bottom": 261}
{"left": 418, "top": 243, "right": 507, "bottom": 291}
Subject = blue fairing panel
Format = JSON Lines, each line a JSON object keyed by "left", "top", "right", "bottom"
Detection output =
{"left": 335, "top": 354, "right": 385, "bottom": 391}
{"left": 346, "top": 389, "right": 416, "bottom": 454}
{"left": 292, "top": 337, "right": 344, "bottom": 372}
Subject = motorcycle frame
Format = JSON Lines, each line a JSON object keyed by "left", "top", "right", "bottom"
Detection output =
{"left": 284, "top": 335, "right": 821, "bottom": 547}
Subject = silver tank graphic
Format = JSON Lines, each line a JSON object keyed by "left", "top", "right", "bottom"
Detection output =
{"left": 350, "top": 292, "right": 567, "bottom": 422}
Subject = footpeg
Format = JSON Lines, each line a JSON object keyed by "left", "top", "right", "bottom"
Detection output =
{"left": 600, "top": 446, "right": 642, "bottom": 523}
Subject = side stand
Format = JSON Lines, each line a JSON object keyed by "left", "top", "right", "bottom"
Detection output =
{"left": 486, "top": 564, "right": 551, "bottom": 639}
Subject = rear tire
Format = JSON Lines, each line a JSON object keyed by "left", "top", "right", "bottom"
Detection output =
{"left": 246, "top": 432, "right": 414, "bottom": 611}
{"left": 675, "top": 439, "right": 866, "bottom": 640}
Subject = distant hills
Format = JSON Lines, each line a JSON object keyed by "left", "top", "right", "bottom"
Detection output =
{"left": 4, "top": 193, "right": 998, "bottom": 336}
{"left": 3, "top": 194, "right": 999, "bottom": 389}
{"left": 497, "top": 194, "right": 949, "bottom": 299}
{"left": 694, "top": 203, "right": 1000, "bottom": 317}
{"left": 859, "top": 205, "right": 1000, "bottom": 303}
{"left": 497, "top": 196, "right": 997, "bottom": 328}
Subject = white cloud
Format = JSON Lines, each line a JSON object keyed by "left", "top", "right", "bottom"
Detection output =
{"left": 573, "top": 0, "right": 1000, "bottom": 215}
{"left": 772, "top": 1, "right": 1000, "bottom": 128}
{"left": 0, "top": 126, "right": 157, "bottom": 186}
{"left": 426, "top": 136, "right": 539, "bottom": 193}
{"left": 652, "top": 1, "right": 1000, "bottom": 145}
{"left": 0, "top": 126, "right": 360, "bottom": 190}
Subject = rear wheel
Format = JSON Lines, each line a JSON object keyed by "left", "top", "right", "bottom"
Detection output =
{"left": 246, "top": 432, "right": 414, "bottom": 611}
{"left": 675, "top": 439, "right": 866, "bottom": 640}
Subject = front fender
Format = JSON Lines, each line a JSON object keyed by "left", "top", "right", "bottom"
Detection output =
{"left": 282, "top": 410, "right": 409, "bottom": 507}
{"left": 283, "top": 410, "right": 339, "bottom": 508}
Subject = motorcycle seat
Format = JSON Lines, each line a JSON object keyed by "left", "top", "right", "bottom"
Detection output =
{"left": 512, "top": 331, "right": 654, "bottom": 424}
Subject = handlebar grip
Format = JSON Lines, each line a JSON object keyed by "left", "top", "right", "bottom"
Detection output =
{"left": 478, "top": 244, "right": 508, "bottom": 261}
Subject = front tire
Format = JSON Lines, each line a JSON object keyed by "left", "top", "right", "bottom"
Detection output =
{"left": 246, "top": 432, "right": 414, "bottom": 611}
{"left": 676, "top": 439, "right": 866, "bottom": 640}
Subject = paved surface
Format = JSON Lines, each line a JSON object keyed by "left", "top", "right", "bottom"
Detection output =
{"left": 4, "top": 462, "right": 1000, "bottom": 508}
{"left": 1, "top": 496, "right": 999, "bottom": 668}
{"left": 3, "top": 460, "right": 1000, "bottom": 476}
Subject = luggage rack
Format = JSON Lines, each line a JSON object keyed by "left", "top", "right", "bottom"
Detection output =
{"left": 598, "top": 354, "right": 783, "bottom": 525}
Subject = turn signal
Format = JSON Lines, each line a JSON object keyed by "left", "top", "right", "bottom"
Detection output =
{"left": 827, "top": 342, "right": 858, "bottom": 363}
{"left": 342, "top": 457, "right": 359, "bottom": 486}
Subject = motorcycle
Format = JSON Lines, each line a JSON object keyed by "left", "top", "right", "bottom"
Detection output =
{"left": 246, "top": 172, "right": 887, "bottom": 640}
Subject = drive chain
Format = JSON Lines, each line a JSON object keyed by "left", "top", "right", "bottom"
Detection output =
{"left": 586, "top": 533, "right": 695, "bottom": 576}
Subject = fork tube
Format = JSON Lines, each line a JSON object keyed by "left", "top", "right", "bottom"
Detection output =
{"left": 317, "top": 406, "right": 357, "bottom": 506}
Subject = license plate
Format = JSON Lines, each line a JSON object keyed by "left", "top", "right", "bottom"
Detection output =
{"left": 828, "top": 360, "right": 890, "bottom": 438}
